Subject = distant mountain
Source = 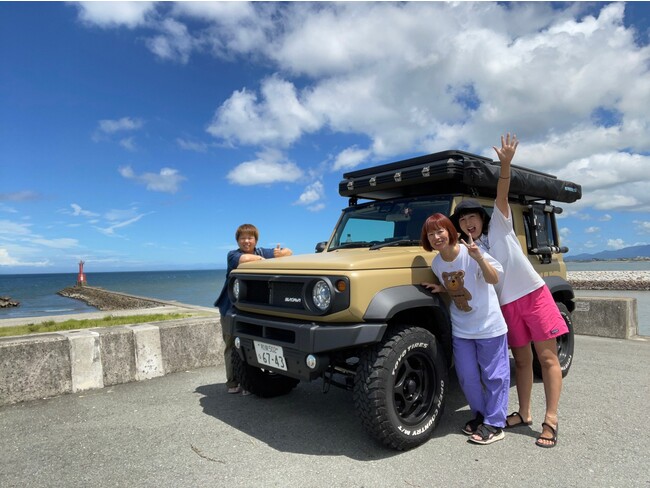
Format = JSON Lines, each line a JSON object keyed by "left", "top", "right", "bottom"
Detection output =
{"left": 566, "top": 244, "right": 650, "bottom": 262}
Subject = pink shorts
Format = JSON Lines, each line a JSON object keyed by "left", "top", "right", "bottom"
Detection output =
{"left": 500, "top": 285, "right": 568, "bottom": 348}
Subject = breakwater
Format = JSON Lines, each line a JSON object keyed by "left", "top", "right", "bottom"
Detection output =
{"left": 57, "top": 286, "right": 169, "bottom": 310}
{"left": 567, "top": 270, "right": 650, "bottom": 291}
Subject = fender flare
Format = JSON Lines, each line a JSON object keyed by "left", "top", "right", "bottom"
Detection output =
{"left": 364, "top": 285, "right": 448, "bottom": 322}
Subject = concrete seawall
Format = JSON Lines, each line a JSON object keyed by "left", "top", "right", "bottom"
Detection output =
{"left": 0, "top": 294, "right": 644, "bottom": 407}
{"left": 0, "top": 316, "right": 223, "bottom": 406}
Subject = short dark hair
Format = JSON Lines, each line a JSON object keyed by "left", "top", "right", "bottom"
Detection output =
{"left": 236, "top": 223, "right": 259, "bottom": 241}
{"left": 420, "top": 213, "right": 458, "bottom": 252}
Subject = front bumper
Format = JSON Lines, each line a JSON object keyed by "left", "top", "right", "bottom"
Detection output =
{"left": 223, "top": 309, "right": 387, "bottom": 381}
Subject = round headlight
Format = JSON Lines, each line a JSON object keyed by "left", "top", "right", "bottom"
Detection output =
{"left": 312, "top": 280, "right": 331, "bottom": 311}
{"left": 233, "top": 279, "right": 240, "bottom": 300}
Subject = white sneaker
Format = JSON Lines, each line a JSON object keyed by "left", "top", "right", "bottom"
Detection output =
{"left": 241, "top": 389, "right": 251, "bottom": 396}
{"left": 227, "top": 386, "right": 241, "bottom": 394}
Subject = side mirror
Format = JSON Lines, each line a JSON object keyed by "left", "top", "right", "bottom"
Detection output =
{"left": 315, "top": 241, "right": 327, "bottom": 253}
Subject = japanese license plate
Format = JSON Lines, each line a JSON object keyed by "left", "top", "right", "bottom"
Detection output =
{"left": 253, "top": 341, "right": 287, "bottom": 371}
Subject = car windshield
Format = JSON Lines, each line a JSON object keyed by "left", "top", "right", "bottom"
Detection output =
{"left": 328, "top": 196, "right": 452, "bottom": 251}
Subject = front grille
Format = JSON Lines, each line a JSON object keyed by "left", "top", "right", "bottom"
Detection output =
{"left": 232, "top": 273, "right": 350, "bottom": 316}
{"left": 271, "top": 282, "right": 304, "bottom": 309}
{"left": 246, "top": 280, "right": 269, "bottom": 303}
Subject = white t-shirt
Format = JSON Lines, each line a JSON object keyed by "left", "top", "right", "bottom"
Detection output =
{"left": 431, "top": 245, "right": 507, "bottom": 340}
{"left": 478, "top": 204, "right": 545, "bottom": 306}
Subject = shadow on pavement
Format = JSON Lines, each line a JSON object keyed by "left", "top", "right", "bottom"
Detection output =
{"left": 194, "top": 367, "right": 477, "bottom": 460}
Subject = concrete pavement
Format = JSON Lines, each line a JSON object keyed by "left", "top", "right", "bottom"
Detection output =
{"left": 1, "top": 334, "right": 648, "bottom": 488}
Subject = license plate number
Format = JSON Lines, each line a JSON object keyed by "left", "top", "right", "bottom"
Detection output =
{"left": 253, "top": 341, "right": 287, "bottom": 371}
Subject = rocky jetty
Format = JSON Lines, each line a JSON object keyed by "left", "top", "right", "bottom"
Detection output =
{"left": 567, "top": 271, "right": 650, "bottom": 291}
{"left": 0, "top": 296, "right": 20, "bottom": 308}
{"left": 58, "top": 286, "right": 168, "bottom": 311}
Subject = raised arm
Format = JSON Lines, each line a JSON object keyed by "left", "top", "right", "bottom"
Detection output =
{"left": 493, "top": 133, "right": 519, "bottom": 219}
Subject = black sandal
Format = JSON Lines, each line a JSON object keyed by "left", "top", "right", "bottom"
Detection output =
{"left": 536, "top": 422, "right": 558, "bottom": 448}
{"left": 461, "top": 413, "right": 484, "bottom": 435}
{"left": 505, "top": 411, "right": 532, "bottom": 429}
{"left": 468, "top": 424, "right": 505, "bottom": 445}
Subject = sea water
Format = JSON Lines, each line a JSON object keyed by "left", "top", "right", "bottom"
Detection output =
{"left": 1, "top": 264, "right": 648, "bottom": 335}
{"left": 0, "top": 270, "right": 226, "bottom": 319}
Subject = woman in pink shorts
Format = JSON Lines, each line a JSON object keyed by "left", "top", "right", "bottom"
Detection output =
{"left": 450, "top": 134, "right": 567, "bottom": 448}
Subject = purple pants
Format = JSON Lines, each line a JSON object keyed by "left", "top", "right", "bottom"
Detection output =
{"left": 452, "top": 334, "right": 510, "bottom": 428}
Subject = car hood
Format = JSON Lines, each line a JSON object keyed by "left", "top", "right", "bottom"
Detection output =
{"left": 233, "top": 247, "right": 435, "bottom": 273}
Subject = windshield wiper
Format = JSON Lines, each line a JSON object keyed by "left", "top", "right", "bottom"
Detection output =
{"left": 369, "top": 239, "right": 420, "bottom": 250}
{"left": 332, "top": 241, "right": 372, "bottom": 250}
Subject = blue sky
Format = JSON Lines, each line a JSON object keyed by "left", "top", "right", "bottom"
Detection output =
{"left": 2, "top": 1, "right": 650, "bottom": 274}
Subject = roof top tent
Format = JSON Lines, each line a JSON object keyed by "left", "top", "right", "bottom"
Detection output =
{"left": 338, "top": 150, "right": 582, "bottom": 204}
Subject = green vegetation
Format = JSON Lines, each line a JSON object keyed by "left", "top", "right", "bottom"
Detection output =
{"left": 0, "top": 313, "right": 194, "bottom": 338}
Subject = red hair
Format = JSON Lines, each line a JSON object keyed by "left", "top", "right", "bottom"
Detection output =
{"left": 420, "top": 213, "right": 458, "bottom": 251}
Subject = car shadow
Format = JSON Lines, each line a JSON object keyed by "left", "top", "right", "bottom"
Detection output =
{"left": 195, "top": 366, "right": 480, "bottom": 460}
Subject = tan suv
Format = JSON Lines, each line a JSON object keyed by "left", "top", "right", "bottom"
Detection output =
{"left": 222, "top": 150, "right": 581, "bottom": 450}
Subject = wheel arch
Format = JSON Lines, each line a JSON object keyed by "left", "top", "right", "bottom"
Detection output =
{"left": 544, "top": 275, "right": 576, "bottom": 313}
{"left": 364, "top": 285, "right": 452, "bottom": 367}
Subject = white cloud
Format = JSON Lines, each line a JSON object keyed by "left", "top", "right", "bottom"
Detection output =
{"left": 0, "top": 219, "right": 77, "bottom": 267}
{"left": 70, "top": 203, "right": 100, "bottom": 218}
{"left": 332, "top": 146, "right": 372, "bottom": 171}
{"left": 95, "top": 214, "right": 147, "bottom": 237}
{"left": 145, "top": 18, "right": 195, "bottom": 64}
{"left": 295, "top": 181, "right": 325, "bottom": 210}
{"left": 119, "top": 137, "right": 136, "bottom": 151}
{"left": 600, "top": 214, "right": 612, "bottom": 222}
{"left": 30, "top": 238, "right": 78, "bottom": 249}
{"left": 634, "top": 220, "right": 650, "bottom": 234}
{"left": 0, "top": 219, "right": 32, "bottom": 236}
{"left": 97, "top": 117, "right": 143, "bottom": 134}
{"left": 177, "top": 138, "right": 208, "bottom": 152}
{"left": 0, "top": 191, "right": 41, "bottom": 202}
{"left": 0, "top": 248, "right": 48, "bottom": 267}
{"left": 227, "top": 149, "right": 303, "bottom": 186}
{"left": 83, "top": 2, "right": 650, "bottom": 214}
{"left": 607, "top": 238, "right": 626, "bottom": 250}
{"left": 76, "top": 1, "right": 155, "bottom": 28}
{"left": 207, "top": 76, "right": 321, "bottom": 147}
{"left": 119, "top": 166, "right": 186, "bottom": 193}
{"left": 585, "top": 226, "right": 600, "bottom": 234}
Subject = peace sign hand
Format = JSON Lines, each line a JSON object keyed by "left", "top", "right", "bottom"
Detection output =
{"left": 460, "top": 234, "right": 483, "bottom": 262}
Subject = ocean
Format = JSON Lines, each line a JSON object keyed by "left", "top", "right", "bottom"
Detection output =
{"left": 1, "top": 262, "right": 648, "bottom": 335}
{"left": 0, "top": 269, "right": 226, "bottom": 318}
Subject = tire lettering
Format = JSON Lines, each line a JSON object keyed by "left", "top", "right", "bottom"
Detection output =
{"left": 392, "top": 342, "right": 429, "bottom": 376}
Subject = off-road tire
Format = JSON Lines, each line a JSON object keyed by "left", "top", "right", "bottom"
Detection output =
{"left": 353, "top": 325, "right": 447, "bottom": 450}
{"left": 533, "top": 302, "right": 574, "bottom": 379}
{"left": 232, "top": 350, "right": 300, "bottom": 398}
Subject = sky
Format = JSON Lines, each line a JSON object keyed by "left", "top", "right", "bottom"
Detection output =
{"left": 1, "top": 1, "right": 650, "bottom": 274}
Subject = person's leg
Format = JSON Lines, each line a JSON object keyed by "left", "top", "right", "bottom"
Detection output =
{"left": 509, "top": 344, "right": 534, "bottom": 425}
{"left": 501, "top": 297, "right": 534, "bottom": 427}
{"left": 476, "top": 335, "right": 510, "bottom": 428}
{"left": 452, "top": 337, "right": 485, "bottom": 419}
{"left": 533, "top": 338, "right": 562, "bottom": 446}
{"left": 222, "top": 332, "right": 239, "bottom": 390}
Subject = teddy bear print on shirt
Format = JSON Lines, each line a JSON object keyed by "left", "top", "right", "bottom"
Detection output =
{"left": 442, "top": 270, "right": 472, "bottom": 312}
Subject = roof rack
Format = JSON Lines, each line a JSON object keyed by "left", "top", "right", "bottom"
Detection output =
{"left": 338, "top": 149, "right": 582, "bottom": 203}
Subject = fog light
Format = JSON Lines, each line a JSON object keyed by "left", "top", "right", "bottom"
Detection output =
{"left": 234, "top": 337, "right": 241, "bottom": 349}
{"left": 306, "top": 354, "right": 317, "bottom": 369}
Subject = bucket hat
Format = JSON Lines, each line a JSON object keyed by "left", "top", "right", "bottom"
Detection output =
{"left": 450, "top": 199, "right": 491, "bottom": 237}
